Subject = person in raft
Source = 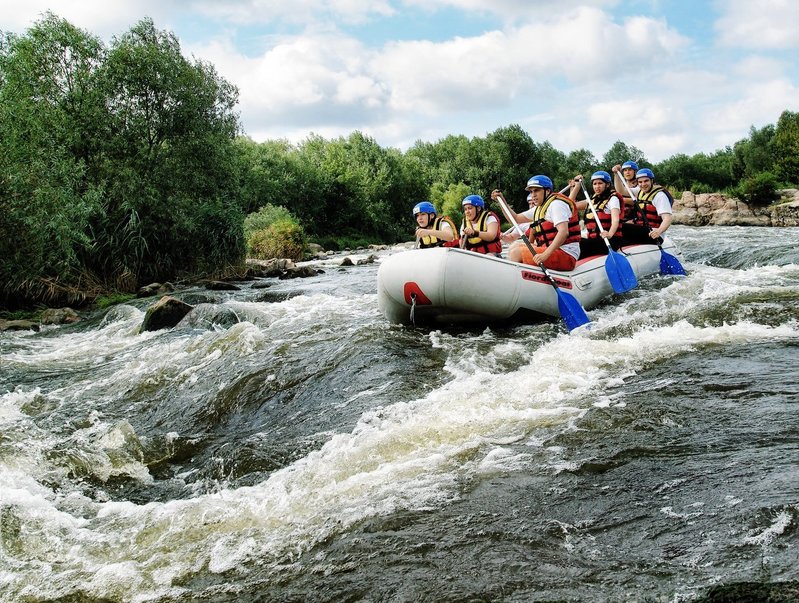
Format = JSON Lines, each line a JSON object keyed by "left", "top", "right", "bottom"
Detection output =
{"left": 570, "top": 170, "right": 624, "bottom": 257}
{"left": 620, "top": 168, "right": 675, "bottom": 245}
{"left": 612, "top": 160, "right": 640, "bottom": 220}
{"left": 492, "top": 175, "right": 581, "bottom": 270}
{"left": 459, "top": 194, "right": 502, "bottom": 255}
{"left": 413, "top": 201, "right": 458, "bottom": 248}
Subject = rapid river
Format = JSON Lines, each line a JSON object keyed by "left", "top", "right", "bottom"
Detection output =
{"left": 1, "top": 225, "right": 798, "bottom": 602}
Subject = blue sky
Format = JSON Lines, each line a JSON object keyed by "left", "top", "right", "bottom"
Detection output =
{"left": 3, "top": 0, "right": 799, "bottom": 163}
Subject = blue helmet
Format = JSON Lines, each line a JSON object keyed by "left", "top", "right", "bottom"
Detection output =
{"left": 526, "top": 175, "right": 553, "bottom": 191}
{"left": 413, "top": 201, "right": 437, "bottom": 216}
{"left": 621, "top": 160, "right": 639, "bottom": 171}
{"left": 591, "top": 170, "right": 612, "bottom": 184}
{"left": 462, "top": 194, "right": 484, "bottom": 209}
{"left": 635, "top": 168, "right": 655, "bottom": 180}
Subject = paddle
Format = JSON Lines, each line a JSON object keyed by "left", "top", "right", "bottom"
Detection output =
{"left": 460, "top": 217, "right": 471, "bottom": 249}
{"left": 578, "top": 178, "right": 638, "bottom": 293}
{"left": 493, "top": 193, "right": 591, "bottom": 332}
{"left": 616, "top": 174, "right": 687, "bottom": 276}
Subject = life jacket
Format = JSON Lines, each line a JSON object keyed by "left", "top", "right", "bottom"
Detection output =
{"left": 461, "top": 210, "right": 502, "bottom": 254}
{"left": 632, "top": 185, "right": 673, "bottom": 229}
{"left": 585, "top": 191, "right": 623, "bottom": 239}
{"left": 622, "top": 179, "right": 638, "bottom": 221}
{"left": 418, "top": 215, "right": 459, "bottom": 248}
{"left": 530, "top": 192, "right": 581, "bottom": 247}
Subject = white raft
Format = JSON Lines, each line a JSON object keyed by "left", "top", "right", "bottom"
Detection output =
{"left": 377, "top": 240, "right": 685, "bottom": 326}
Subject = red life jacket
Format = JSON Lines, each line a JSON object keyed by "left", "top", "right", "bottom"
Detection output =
{"left": 585, "top": 191, "right": 623, "bottom": 239}
{"left": 530, "top": 193, "right": 581, "bottom": 247}
{"left": 461, "top": 210, "right": 502, "bottom": 254}
{"left": 633, "top": 185, "right": 673, "bottom": 229}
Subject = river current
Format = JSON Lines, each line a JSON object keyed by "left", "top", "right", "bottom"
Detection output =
{"left": 1, "top": 226, "right": 798, "bottom": 602}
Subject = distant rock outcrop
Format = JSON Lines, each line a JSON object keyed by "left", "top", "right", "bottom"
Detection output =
{"left": 673, "top": 189, "right": 799, "bottom": 227}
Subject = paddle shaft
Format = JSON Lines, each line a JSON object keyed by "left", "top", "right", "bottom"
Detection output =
{"left": 494, "top": 195, "right": 564, "bottom": 286}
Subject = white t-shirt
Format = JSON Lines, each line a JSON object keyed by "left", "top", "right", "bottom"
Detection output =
{"left": 543, "top": 200, "right": 580, "bottom": 260}
{"left": 649, "top": 190, "right": 673, "bottom": 215}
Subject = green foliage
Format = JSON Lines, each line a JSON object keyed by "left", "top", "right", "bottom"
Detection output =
{"left": 601, "top": 141, "right": 647, "bottom": 170}
{"left": 0, "top": 14, "right": 103, "bottom": 305}
{"left": 773, "top": 110, "right": 799, "bottom": 184}
{"left": 433, "top": 182, "right": 472, "bottom": 227}
{"left": 732, "top": 124, "right": 774, "bottom": 181}
{"left": 95, "top": 292, "right": 135, "bottom": 309}
{"left": 0, "top": 13, "right": 243, "bottom": 307}
{"left": 654, "top": 148, "right": 736, "bottom": 192}
{"left": 243, "top": 204, "right": 296, "bottom": 239}
{"left": 735, "top": 172, "right": 780, "bottom": 207}
{"left": 248, "top": 219, "right": 306, "bottom": 260}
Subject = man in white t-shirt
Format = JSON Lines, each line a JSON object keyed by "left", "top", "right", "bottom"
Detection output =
{"left": 493, "top": 175, "right": 581, "bottom": 271}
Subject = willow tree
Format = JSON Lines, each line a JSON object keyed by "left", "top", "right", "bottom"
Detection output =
{"left": 0, "top": 13, "right": 104, "bottom": 306}
{"left": 93, "top": 18, "right": 243, "bottom": 284}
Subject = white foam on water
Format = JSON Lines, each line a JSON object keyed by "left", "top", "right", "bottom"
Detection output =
{"left": 3, "top": 255, "right": 799, "bottom": 601}
{"left": 742, "top": 509, "right": 794, "bottom": 546}
{"left": 4, "top": 314, "right": 797, "bottom": 601}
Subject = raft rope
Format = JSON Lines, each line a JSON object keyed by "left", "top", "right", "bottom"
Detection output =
{"left": 410, "top": 292, "right": 417, "bottom": 326}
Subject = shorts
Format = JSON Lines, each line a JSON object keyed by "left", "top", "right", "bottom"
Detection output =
{"left": 518, "top": 245, "right": 577, "bottom": 271}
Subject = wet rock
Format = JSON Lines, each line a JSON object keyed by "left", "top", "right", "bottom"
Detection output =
{"left": 205, "top": 280, "right": 241, "bottom": 291}
{"left": 251, "top": 281, "right": 272, "bottom": 289}
{"left": 340, "top": 257, "right": 354, "bottom": 267}
{"left": 137, "top": 282, "right": 175, "bottom": 298}
{"left": 278, "top": 266, "right": 322, "bottom": 279}
{"left": 179, "top": 303, "right": 241, "bottom": 329}
{"left": 0, "top": 319, "right": 39, "bottom": 332}
{"left": 140, "top": 296, "right": 194, "bottom": 332}
{"left": 40, "top": 307, "right": 81, "bottom": 325}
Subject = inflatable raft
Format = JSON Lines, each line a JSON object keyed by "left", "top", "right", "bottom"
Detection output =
{"left": 377, "top": 240, "right": 685, "bottom": 326}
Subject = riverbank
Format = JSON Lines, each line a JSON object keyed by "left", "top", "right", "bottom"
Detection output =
{"left": 673, "top": 188, "right": 799, "bottom": 226}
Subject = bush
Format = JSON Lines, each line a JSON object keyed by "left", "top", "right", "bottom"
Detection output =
{"left": 243, "top": 204, "right": 296, "bottom": 240}
{"left": 736, "top": 171, "right": 780, "bottom": 206}
{"left": 248, "top": 219, "right": 306, "bottom": 260}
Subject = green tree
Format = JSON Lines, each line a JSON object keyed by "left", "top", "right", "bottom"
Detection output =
{"left": 773, "top": 110, "right": 799, "bottom": 184}
{"left": 91, "top": 17, "right": 243, "bottom": 284}
{"left": 0, "top": 13, "right": 104, "bottom": 305}
{"left": 731, "top": 124, "right": 774, "bottom": 181}
{"left": 601, "top": 140, "right": 647, "bottom": 170}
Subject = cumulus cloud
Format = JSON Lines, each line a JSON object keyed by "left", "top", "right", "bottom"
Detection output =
{"left": 0, "top": 0, "right": 176, "bottom": 39}
{"left": 714, "top": 0, "right": 799, "bottom": 49}
{"left": 191, "top": 0, "right": 395, "bottom": 26}
{"left": 374, "top": 7, "right": 684, "bottom": 114}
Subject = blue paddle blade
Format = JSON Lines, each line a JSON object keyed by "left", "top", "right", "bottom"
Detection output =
{"left": 605, "top": 250, "right": 638, "bottom": 293}
{"left": 659, "top": 250, "right": 687, "bottom": 276}
{"left": 556, "top": 289, "right": 591, "bottom": 331}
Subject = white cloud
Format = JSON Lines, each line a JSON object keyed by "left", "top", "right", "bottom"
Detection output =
{"left": 192, "top": 0, "right": 395, "bottom": 26}
{"left": 714, "top": 0, "right": 799, "bottom": 49}
{"left": 0, "top": 0, "right": 175, "bottom": 39}
{"left": 374, "top": 7, "right": 684, "bottom": 114}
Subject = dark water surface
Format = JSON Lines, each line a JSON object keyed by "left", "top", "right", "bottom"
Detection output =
{"left": 1, "top": 226, "right": 798, "bottom": 602}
